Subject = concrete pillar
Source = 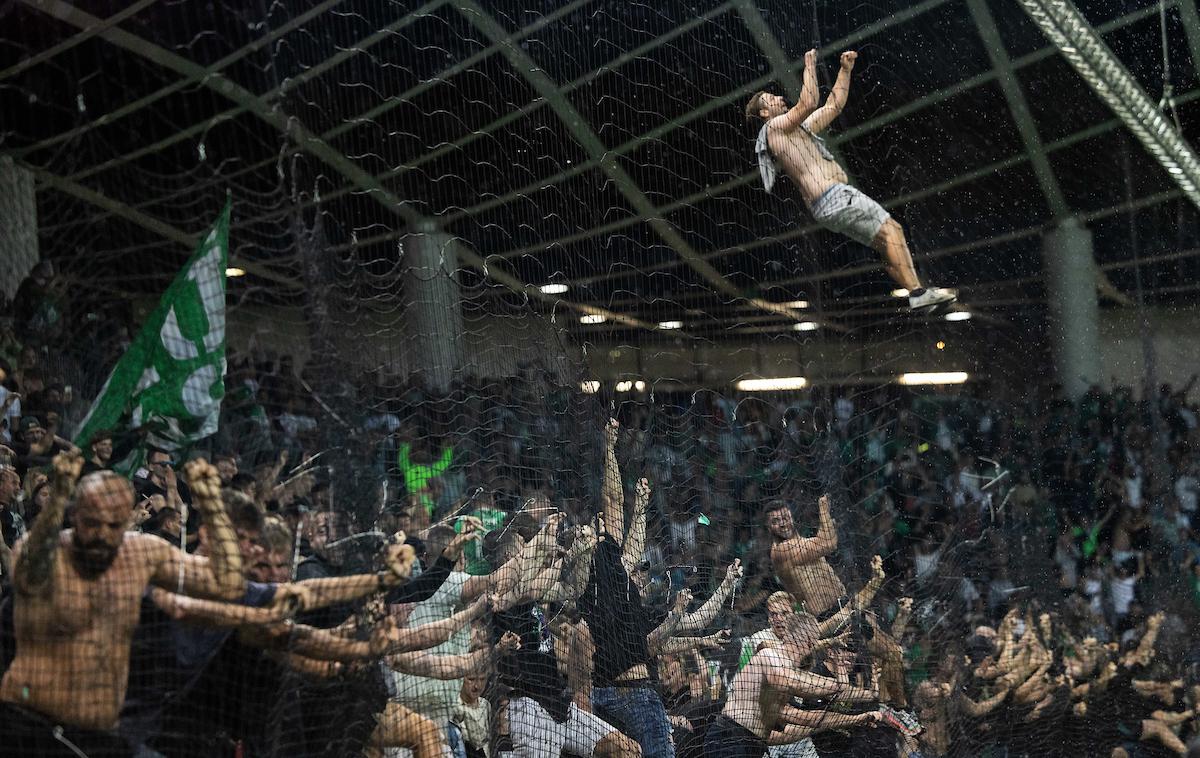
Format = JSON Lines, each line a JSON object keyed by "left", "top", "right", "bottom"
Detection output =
{"left": 0, "top": 157, "right": 39, "bottom": 300}
{"left": 403, "top": 225, "right": 464, "bottom": 390}
{"left": 1042, "top": 219, "right": 1102, "bottom": 398}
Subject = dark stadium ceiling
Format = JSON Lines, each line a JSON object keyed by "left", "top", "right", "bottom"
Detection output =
{"left": 1, "top": 0, "right": 1199, "bottom": 343}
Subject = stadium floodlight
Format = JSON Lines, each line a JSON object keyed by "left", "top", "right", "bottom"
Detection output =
{"left": 1016, "top": 0, "right": 1200, "bottom": 209}
{"left": 579, "top": 314, "right": 606, "bottom": 324}
{"left": 944, "top": 311, "right": 972, "bottom": 321}
{"left": 793, "top": 321, "right": 819, "bottom": 331}
{"left": 225, "top": 267, "right": 246, "bottom": 277}
{"left": 736, "top": 377, "right": 808, "bottom": 391}
{"left": 897, "top": 371, "right": 970, "bottom": 385}
{"left": 615, "top": 380, "right": 646, "bottom": 392}
{"left": 580, "top": 380, "right": 600, "bottom": 394}
{"left": 783, "top": 300, "right": 809, "bottom": 308}
{"left": 657, "top": 320, "right": 683, "bottom": 330}
{"left": 539, "top": 283, "right": 569, "bottom": 294}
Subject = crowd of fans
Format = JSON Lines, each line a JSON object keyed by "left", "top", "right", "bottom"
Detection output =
{"left": 0, "top": 262, "right": 1199, "bottom": 758}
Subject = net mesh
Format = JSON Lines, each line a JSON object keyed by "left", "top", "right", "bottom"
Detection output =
{"left": 1, "top": 1, "right": 1199, "bottom": 757}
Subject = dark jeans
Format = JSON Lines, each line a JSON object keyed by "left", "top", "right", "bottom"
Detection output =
{"left": 593, "top": 685, "right": 675, "bottom": 758}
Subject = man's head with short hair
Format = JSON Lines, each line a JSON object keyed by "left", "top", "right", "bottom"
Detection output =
{"left": 763, "top": 500, "right": 795, "bottom": 541}
{"left": 251, "top": 517, "right": 294, "bottom": 583}
{"left": 745, "top": 91, "right": 787, "bottom": 123}
{"left": 72, "top": 471, "right": 134, "bottom": 579}
{"left": 423, "top": 523, "right": 457, "bottom": 564}
{"left": 766, "top": 590, "right": 819, "bottom": 652}
{"left": 88, "top": 429, "right": 114, "bottom": 465}
{"left": 213, "top": 453, "right": 238, "bottom": 484}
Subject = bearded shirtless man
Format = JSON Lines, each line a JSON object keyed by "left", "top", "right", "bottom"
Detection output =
{"left": 747, "top": 49, "right": 956, "bottom": 312}
{"left": 708, "top": 593, "right": 880, "bottom": 758}
{"left": 0, "top": 454, "right": 244, "bottom": 756}
{"left": 766, "top": 496, "right": 907, "bottom": 705}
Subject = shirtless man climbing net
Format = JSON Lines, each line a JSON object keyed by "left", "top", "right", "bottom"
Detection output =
{"left": 765, "top": 495, "right": 908, "bottom": 707}
{"left": 747, "top": 49, "right": 957, "bottom": 312}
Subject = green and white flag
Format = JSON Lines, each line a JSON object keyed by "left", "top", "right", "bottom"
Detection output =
{"left": 75, "top": 202, "right": 230, "bottom": 461}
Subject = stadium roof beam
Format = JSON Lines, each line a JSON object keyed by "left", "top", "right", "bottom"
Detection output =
{"left": 475, "top": 2, "right": 1166, "bottom": 266}
{"left": 573, "top": 77, "right": 1200, "bottom": 291}
{"left": 1177, "top": 0, "right": 1200, "bottom": 81}
{"left": 0, "top": 0, "right": 158, "bottom": 81}
{"left": 734, "top": 0, "right": 858, "bottom": 186}
{"left": 966, "top": 0, "right": 1071, "bottom": 220}
{"left": 968, "top": 0, "right": 1130, "bottom": 305}
{"left": 24, "top": 163, "right": 297, "bottom": 289}
{"left": 20, "top": 0, "right": 658, "bottom": 332}
{"left": 1017, "top": 0, "right": 1200, "bottom": 210}
{"left": 12, "top": 0, "right": 364, "bottom": 158}
{"left": 450, "top": 0, "right": 841, "bottom": 330}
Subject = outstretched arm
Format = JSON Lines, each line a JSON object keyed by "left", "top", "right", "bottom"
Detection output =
{"left": 769, "top": 49, "right": 821, "bottom": 133}
{"left": 648, "top": 589, "right": 693, "bottom": 654}
{"left": 773, "top": 495, "right": 838, "bottom": 569}
{"left": 542, "top": 529, "right": 597, "bottom": 604}
{"left": 805, "top": 51, "right": 857, "bottom": 134}
{"left": 150, "top": 587, "right": 297, "bottom": 628}
{"left": 658, "top": 629, "right": 731, "bottom": 655}
{"left": 601, "top": 418, "right": 625, "bottom": 539}
{"left": 13, "top": 452, "right": 81, "bottom": 596}
{"left": 762, "top": 651, "right": 877, "bottom": 702}
{"left": 678, "top": 560, "right": 741, "bottom": 634}
{"left": 378, "top": 594, "right": 490, "bottom": 654}
{"left": 150, "top": 459, "right": 244, "bottom": 600}
{"left": 390, "top": 632, "right": 520, "bottom": 679}
{"left": 622, "top": 478, "right": 651, "bottom": 576}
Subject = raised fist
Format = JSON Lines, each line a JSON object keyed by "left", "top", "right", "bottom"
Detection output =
{"left": 51, "top": 452, "right": 84, "bottom": 495}
{"left": 604, "top": 418, "right": 619, "bottom": 446}
{"left": 840, "top": 50, "right": 857, "bottom": 70}
{"left": 384, "top": 541, "right": 417, "bottom": 584}
{"left": 635, "top": 477, "right": 651, "bottom": 503}
{"left": 498, "top": 630, "right": 521, "bottom": 654}
{"left": 804, "top": 48, "right": 817, "bottom": 68}
{"left": 183, "top": 459, "right": 222, "bottom": 507}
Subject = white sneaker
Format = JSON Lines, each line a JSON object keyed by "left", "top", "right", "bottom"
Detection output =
{"left": 908, "top": 287, "right": 957, "bottom": 311}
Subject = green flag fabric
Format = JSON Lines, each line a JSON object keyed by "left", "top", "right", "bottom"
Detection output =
{"left": 75, "top": 202, "right": 230, "bottom": 460}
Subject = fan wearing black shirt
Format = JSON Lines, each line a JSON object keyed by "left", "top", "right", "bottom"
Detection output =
{"left": 486, "top": 520, "right": 639, "bottom": 757}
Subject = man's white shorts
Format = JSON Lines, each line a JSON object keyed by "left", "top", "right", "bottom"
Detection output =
{"left": 810, "top": 183, "right": 891, "bottom": 247}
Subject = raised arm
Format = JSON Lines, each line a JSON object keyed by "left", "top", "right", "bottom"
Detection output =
{"left": 677, "top": 559, "right": 741, "bottom": 634}
{"left": 13, "top": 452, "right": 82, "bottom": 596}
{"left": 601, "top": 418, "right": 625, "bottom": 539}
{"left": 768, "top": 49, "right": 821, "bottom": 133}
{"left": 151, "top": 459, "right": 244, "bottom": 600}
{"left": 621, "top": 477, "right": 650, "bottom": 576}
{"left": 773, "top": 495, "right": 838, "bottom": 569}
{"left": 542, "top": 527, "right": 597, "bottom": 604}
{"left": 1122, "top": 613, "right": 1164, "bottom": 668}
{"left": 804, "top": 51, "right": 856, "bottom": 134}
{"left": 648, "top": 589, "right": 693, "bottom": 655}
